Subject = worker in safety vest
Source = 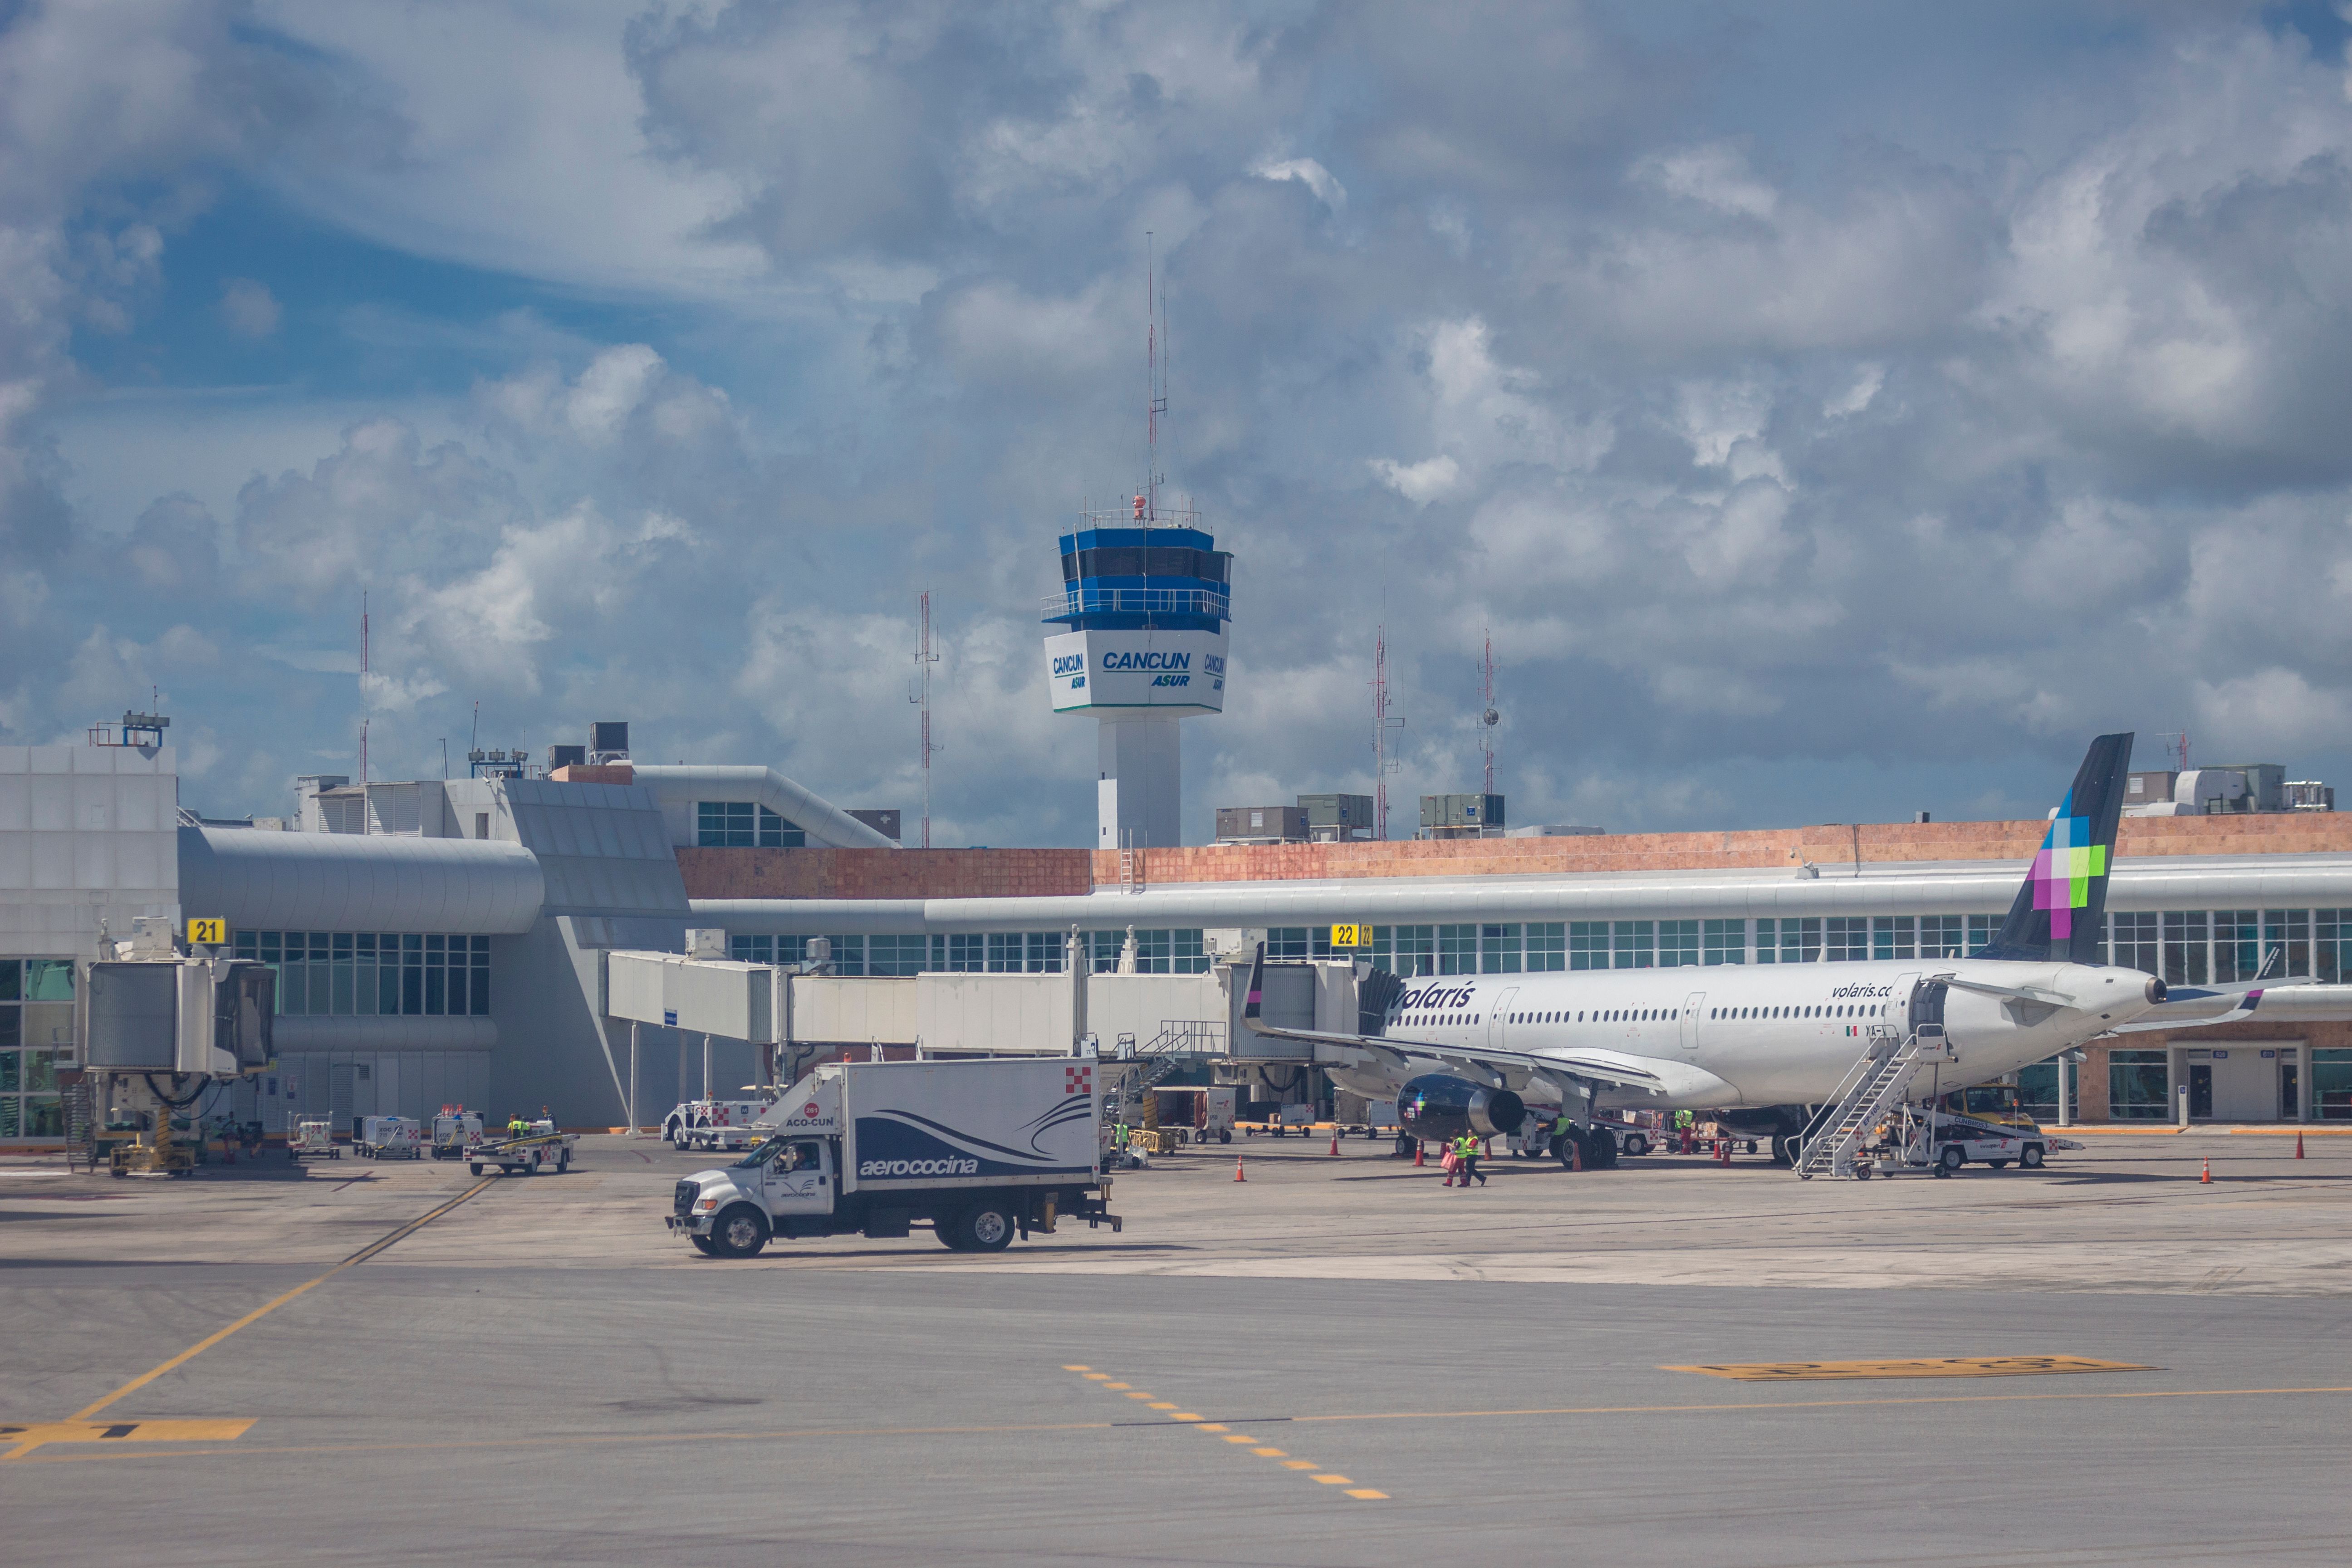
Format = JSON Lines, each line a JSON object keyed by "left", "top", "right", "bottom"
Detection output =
{"left": 1454, "top": 1133, "right": 1485, "bottom": 1188}
{"left": 507, "top": 1114, "right": 529, "bottom": 1138}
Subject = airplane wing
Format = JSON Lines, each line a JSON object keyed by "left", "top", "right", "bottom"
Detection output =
{"left": 1235, "top": 945, "right": 1666, "bottom": 1093}
{"left": 2104, "top": 981, "right": 2352, "bottom": 1034}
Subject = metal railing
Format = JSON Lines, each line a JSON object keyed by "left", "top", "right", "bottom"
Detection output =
{"left": 1041, "top": 587, "right": 1231, "bottom": 620}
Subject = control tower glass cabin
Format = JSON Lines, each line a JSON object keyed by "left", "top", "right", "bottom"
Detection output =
{"left": 1042, "top": 513, "right": 1233, "bottom": 851}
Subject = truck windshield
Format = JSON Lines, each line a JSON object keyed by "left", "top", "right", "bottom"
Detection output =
{"left": 730, "top": 1138, "right": 784, "bottom": 1169}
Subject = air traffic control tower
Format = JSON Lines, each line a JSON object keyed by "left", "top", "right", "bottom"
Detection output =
{"left": 1044, "top": 500, "right": 1232, "bottom": 850}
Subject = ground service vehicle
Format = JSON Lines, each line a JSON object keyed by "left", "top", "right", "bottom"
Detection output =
{"left": 1149, "top": 1085, "right": 1235, "bottom": 1144}
{"left": 667, "top": 1058, "right": 1120, "bottom": 1259}
{"left": 466, "top": 1120, "right": 578, "bottom": 1176}
{"left": 288, "top": 1118, "right": 340, "bottom": 1161}
{"left": 1862, "top": 1104, "right": 2080, "bottom": 1176}
{"left": 431, "top": 1109, "right": 484, "bottom": 1159}
{"left": 687, "top": 1098, "right": 777, "bottom": 1152}
{"left": 359, "top": 1116, "right": 422, "bottom": 1159}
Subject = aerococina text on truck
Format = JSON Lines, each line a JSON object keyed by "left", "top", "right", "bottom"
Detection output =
{"left": 666, "top": 1058, "right": 1121, "bottom": 1258}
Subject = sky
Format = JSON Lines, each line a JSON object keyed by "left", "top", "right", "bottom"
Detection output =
{"left": 7, "top": 1, "right": 2352, "bottom": 845}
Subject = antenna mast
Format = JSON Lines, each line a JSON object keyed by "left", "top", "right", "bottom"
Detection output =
{"left": 358, "top": 592, "right": 371, "bottom": 805}
{"left": 1372, "top": 626, "right": 1403, "bottom": 840}
{"left": 1143, "top": 233, "right": 1168, "bottom": 525}
{"left": 1478, "top": 627, "right": 1499, "bottom": 799}
{"left": 912, "top": 590, "right": 940, "bottom": 849}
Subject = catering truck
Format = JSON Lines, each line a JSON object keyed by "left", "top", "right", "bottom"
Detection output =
{"left": 666, "top": 1058, "right": 1121, "bottom": 1259}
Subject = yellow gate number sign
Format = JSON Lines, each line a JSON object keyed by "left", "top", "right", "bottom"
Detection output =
{"left": 186, "top": 917, "right": 227, "bottom": 946}
{"left": 1329, "top": 924, "right": 1365, "bottom": 948}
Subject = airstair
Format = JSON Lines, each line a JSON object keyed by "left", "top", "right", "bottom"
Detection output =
{"left": 1793, "top": 1025, "right": 1947, "bottom": 1180}
{"left": 1101, "top": 1021, "right": 1226, "bottom": 1121}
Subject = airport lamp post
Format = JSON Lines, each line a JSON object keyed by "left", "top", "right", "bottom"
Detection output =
{"left": 628, "top": 1021, "right": 640, "bottom": 1136}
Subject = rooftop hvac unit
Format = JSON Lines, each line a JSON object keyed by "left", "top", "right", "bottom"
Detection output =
{"left": 588, "top": 720, "right": 630, "bottom": 763}
{"left": 549, "top": 744, "right": 587, "bottom": 769}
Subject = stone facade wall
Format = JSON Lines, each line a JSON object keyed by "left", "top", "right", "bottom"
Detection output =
{"left": 672, "top": 811, "right": 2352, "bottom": 901}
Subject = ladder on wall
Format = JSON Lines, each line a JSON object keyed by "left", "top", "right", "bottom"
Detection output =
{"left": 1794, "top": 1026, "right": 1940, "bottom": 1180}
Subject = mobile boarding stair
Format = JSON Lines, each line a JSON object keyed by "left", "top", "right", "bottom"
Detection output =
{"left": 1102, "top": 1021, "right": 1226, "bottom": 1157}
{"left": 1793, "top": 1024, "right": 1954, "bottom": 1181}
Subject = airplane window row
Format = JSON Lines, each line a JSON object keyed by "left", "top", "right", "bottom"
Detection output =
{"left": 1399, "top": 1000, "right": 1893, "bottom": 1030}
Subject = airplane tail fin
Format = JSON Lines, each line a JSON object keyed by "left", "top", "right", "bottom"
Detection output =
{"left": 1973, "top": 732, "right": 2133, "bottom": 963}
{"left": 1240, "top": 942, "right": 1267, "bottom": 1032}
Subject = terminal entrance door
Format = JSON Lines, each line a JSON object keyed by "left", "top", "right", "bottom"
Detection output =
{"left": 2180, "top": 1049, "right": 2277, "bottom": 1120}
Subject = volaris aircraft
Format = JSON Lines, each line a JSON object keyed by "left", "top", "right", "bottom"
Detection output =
{"left": 1240, "top": 733, "right": 2352, "bottom": 1168}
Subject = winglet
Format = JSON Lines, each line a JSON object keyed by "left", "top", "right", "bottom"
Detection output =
{"left": 1241, "top": 941, "right": 1268, "bottom": 1034}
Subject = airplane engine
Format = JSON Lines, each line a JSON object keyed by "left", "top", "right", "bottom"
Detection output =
{"left": 1398, "top": 1074, "right": 1526, "bottom": 1141}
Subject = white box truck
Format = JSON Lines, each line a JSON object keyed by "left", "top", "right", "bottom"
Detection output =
{"left": 665, "top": 1058, "right": 1121, "bottom": 1259}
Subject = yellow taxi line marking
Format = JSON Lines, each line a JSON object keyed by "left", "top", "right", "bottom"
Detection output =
{"left": 1102, "top": 1382, "right": 1130, "bottom": 1390}
{"left": 1663, "top": 1356, "right": 2157, "bottom": 1382}
{"left": 18, "top": 1177, "right": 498, "bottom": 1453}
{"left": 27, "top": 1383, "right": 2352, "bottom": 1470}
{"left": 1068, "top": 1365, "right": 1386, "bottom": 1500}
{"left": 1082, "top": 1373, "right": 1110, "bottom": 1381}
{"left": 0, "top": 1420, "right": 255, "bottom": 1453}
{"left": 1062, "top": 1365, "right": 1090, "bottom": 1372}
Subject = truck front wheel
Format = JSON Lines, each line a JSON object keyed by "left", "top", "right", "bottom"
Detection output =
{"left": 711, "top": 1205, "right": 770, "bottom": 1259}
{"left": 965, "top": 1202, "right": 1016, "bottom": 1251}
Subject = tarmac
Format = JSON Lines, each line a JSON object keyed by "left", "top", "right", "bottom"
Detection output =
{"left": 4, "top": 1130, "right": 2350, "bottom": 1564}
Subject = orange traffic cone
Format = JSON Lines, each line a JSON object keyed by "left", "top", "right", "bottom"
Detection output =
{"left": 1328, "top": 1132, "right": 1341, "bottom": 1156}
{"left": 1413, "top": 1141, "right": 1425, "bottom": 1167}
{"left": 2200, "top": 1156, "right": 2212, "bottom": 1184}
{"left": 1569, "top": 1138, "right": 1583, "bottom": 1173}
{"left": 1233, "top": 1155, "right": 1246, "bottom": 1182}
{"left": 2296, "top": 1130, "right": 2306, "bottom": 1159}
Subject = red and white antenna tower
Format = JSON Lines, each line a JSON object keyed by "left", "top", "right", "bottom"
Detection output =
{"left": 1477, "top": 627, "right": 1499, "bottom": 799}
{"left": 912, "top": 590, "right": 940, "bottom": 849}
{"left": 1372, "top": 626, "right": 1403, "bottom": 840}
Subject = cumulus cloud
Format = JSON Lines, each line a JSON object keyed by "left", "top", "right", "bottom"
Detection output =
{"left": 218, "top": 277, "right": 280, "bottom": 336}
{"left": 19, "top": 2, "right": 2352, "bottom": 838}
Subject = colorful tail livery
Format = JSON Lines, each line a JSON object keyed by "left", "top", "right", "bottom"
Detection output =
{"left": 1974, "top": 732, "right": 2132, "bottom": 964}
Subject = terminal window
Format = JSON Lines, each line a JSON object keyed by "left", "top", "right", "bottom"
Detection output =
{"left": 1756, "top": 918, "right": 1822, "bottom": 964}
{"left": 1871, "top": 916, "right": 1916, "bottom": 961}
{"left": 1524, "top": 922, "right": 1565, "bottom": 971}
{"left": 2319, "top": 911, "right": 2352, "bottom": 984}
{"left": 1568, "top": 921, "right": 1608, "bottom": 970}
{"left": 2315, "top": 1048, "right": 2352, "bottom": 1120}
{"left": 2108, "top": 1049, "right": 2171, "bottom": 1120}
{"left": 1611, "top": 921, "right": 1655, "bottom": 969}
{"left": 2213, "top": 909, "right": 2261, "bottom": 984}
{"left": 2110, "top": 911, "right": 2159, "bottom": 975}
{"left": 1702, "top": 919, "right": 1745, "bottom": 965}
{"left": 1480, "top": 925, "right": 1522, "bottom": 974}
{"left": 231, "top": 931, "right": 488, "bottom": 1018}
{"left": 1372, "top": 926, "right": 1436, "bottom": 977}
{"left": 1656, "top": 920, "right": 1698, "bottom": 968}
{"left": 1266, "top": 928, "right": 1313, "bottom": 964}
{"left": 0, "top": 959, "right": 74, "bottom": 1140}
{"left": 1825, "top": 917, "right": 1869, "bottom": 963}
{"left": 2161, "top": 911, "right": 2210, "bottom": 985}
{"left": 1967, "top": 914, "right": 1997, "bottom": 953}
{"left": 2263, "top": 910, "right": 2309, "bottom": 980}
{"left": 1918, "top": 915, "right": 1964, "bottom": 959}
{"left": 1437, "top": 925, "right": 1478, "bottom": 974}
{"left": 695, "top": 802, "right": 804, "bottom": 848}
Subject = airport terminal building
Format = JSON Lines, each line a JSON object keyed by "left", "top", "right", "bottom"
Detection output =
{"left": 7, "top": 729, "right": 2352, "bottom": 1144}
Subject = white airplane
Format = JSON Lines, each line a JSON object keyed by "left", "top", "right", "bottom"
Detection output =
{"left": 1240, "top": 732, "right": 2352, "bottom": 1168}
